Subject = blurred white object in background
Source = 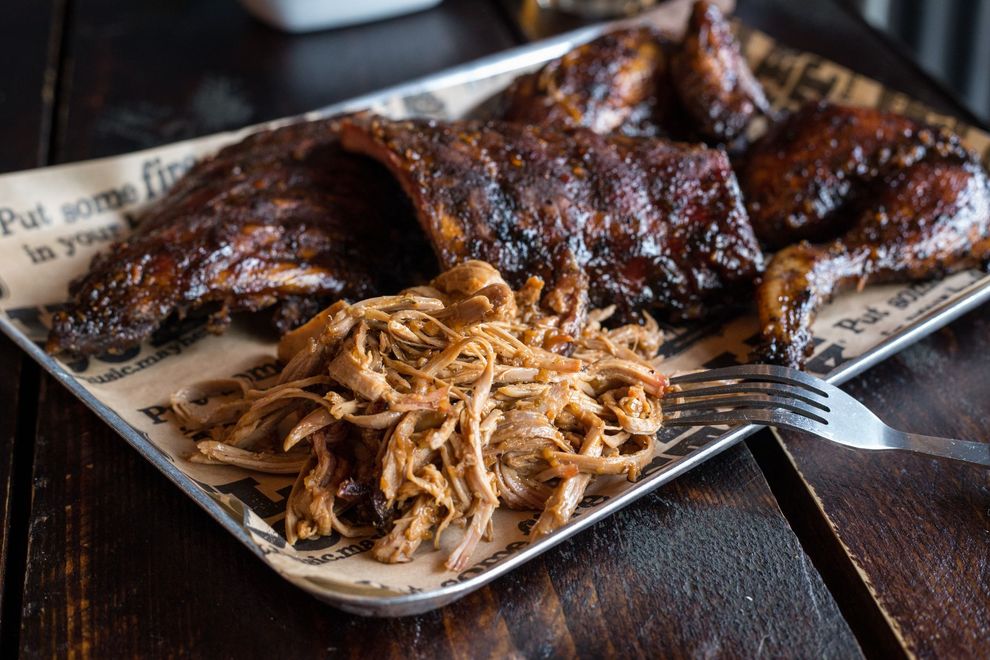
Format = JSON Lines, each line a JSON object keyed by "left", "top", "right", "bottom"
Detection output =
{"left": 240, "top": 0, "right": 443, "bottom": 33}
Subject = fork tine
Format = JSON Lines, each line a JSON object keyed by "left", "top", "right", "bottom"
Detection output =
{"left": 662, "top": 382, "right": 829, "bottom": 412}
{"left": 663, "top": 408, "right": 826, "bottom": 435}
{"left": 662, "top": 394, "right": 829, "bottom": 424}
{"left": 668, "top": 364, "right": 829, "bottom": 396}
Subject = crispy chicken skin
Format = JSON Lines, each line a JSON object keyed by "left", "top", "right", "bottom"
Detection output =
{"left": 757, "top": 130, "right": 990, "bottom": 367}
{"left": 671, "top": 0, "right": 771, "bottom": 143}
{"left": 501, "top": 1, "right": 768, "bottom": 143}
{"left": 46, "top": 117, "right": 434, "bottom": 357}
{"left": 340, "top": 115, "right": 765, "bottom": 328}
{"left": 742, "top": 101, "right": 971, "bottom": 249}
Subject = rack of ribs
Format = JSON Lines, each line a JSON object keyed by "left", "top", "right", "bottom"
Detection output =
{"left": 340, "top": 114, "right": 765, "bottom": 334}
{"left": 46, "top": 117, "right": 435, "bottom": 358}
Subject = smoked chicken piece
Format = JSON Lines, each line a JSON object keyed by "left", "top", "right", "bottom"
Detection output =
{"left": 47, "top": 117, "right": 434, "bottom": 357}
{"left": 500, "top": 2, "right": 768, "bottom": 143}
{"left": 340, "top": 115, "right": 765, "bottom": 329}
{"left": 741, "top": 101, "right": 971, "bottom": 249}
{"left": 501, "top": 26, "right": 675, "bottom": 137}
{"left": 757, "top": 136, "right": 990, "bottom": 368}
{"left": 671, "top": 0, "right": 771, "bottom": 143}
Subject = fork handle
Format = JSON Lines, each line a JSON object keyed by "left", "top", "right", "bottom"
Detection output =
{"left": 890, "top": 432, "right": 990, "bottom": 467}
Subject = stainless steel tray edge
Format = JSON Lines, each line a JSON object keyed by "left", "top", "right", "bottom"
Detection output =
{"left": 6, "top": 272, "right": 989, "bottom": 616}
{"left": 3, "top": 8, "right": 990, "bottom": 615}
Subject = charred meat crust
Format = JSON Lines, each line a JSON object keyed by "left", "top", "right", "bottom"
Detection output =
{"left": 741, "top": 101, "right": 972, "bottom": 249}
{"left": 501, "top": 2, "right": 769, "bottom": 144}
{"left": 671, "top": 0, "right": 771, "bottom": 143}
{"left": 754, "top": 110, "right": 990, "bottom": 368}
{"left": 46, "top": 117, "right": 435, "bottom": 358}
{"left": 340, "top": 114, "right": 765, "bottom": 326}
{"left": 501, "top": 26, "right": 677, "bottom": 137}
{"left": 47, "top": 2, "right": 772, "bottom": 359}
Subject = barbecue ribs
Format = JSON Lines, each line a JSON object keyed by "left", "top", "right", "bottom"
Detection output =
{"left": 47, "top": 117, "right": 435, "bottom": 357}
{"left": 340, "top": 114, "right": 765, "bottom": 332}
{"left": 750, "top": 102, "right": 990, "bottom": 367}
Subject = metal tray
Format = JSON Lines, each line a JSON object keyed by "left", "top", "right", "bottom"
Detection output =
{"left": 3, "top": 3, "right": 989, "bottom": 616}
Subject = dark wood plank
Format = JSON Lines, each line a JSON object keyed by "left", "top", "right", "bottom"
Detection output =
{"left": 0, "top": 0, "right": 62, "bottom": 646}
{"left": 15, "top": 0, "right": 862, "bottom": 655}
{"left": 0, "top": 1, "right": 60, "bottom": 176}
{"left": 767, "top": 309, "right": 990, "bottom": 658}
{"left": 20, "top": 379, "right": 858, "bottom": 657}
{"left": 0, "top": 339, "right": 26, "bottom": 644}
{"left": 54, "top": 0, "right": 517, "bottom": 161}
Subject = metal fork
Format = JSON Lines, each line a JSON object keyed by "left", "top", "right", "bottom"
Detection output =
{"left": 662, "top": 364, "right": 990, "bottom": 467}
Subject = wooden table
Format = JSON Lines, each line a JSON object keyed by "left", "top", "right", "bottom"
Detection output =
{"left": 1, "top": 0, "right": 987, "bottom": 656}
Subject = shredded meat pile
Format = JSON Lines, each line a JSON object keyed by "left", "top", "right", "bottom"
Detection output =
{"left": 171, "top": 261, "right": 667, "bottom": 569}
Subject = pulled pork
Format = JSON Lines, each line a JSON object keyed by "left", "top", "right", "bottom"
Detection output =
{"left": 172, "top": 261, "right": 667, "bottom": 570}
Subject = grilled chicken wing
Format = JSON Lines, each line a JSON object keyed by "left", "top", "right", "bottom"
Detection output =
{"left": 754, "top": 104, "right": 990, "bottom": 368}
{"left": 47, "top": 117, "right": 434, "bottom": 357}
{"left": 501, "top": 1, "right": 768, "bottom": 143}
{"left": 671, "top": 0, "right": 771, "bottom": 143}
{"left": 501, "top": 26, "right": 674, "bottom": 137}
{"left": 340, "top": 115, "right": 765, "bottom": 330}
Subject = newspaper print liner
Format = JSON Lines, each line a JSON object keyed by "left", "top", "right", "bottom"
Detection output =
{"left": 1, "top": 0, "right": 989, "bottom": 616}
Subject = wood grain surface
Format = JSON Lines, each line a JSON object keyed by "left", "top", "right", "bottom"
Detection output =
{"left": 2, "top": 0, "right": 988, "bottom": 657}
{"left": 54, "top": 0, "right": 517, "bottom": 161}
{"left": 771, "top": 312, "right": 990, "bottom": 657}
{"left": 0, "top": 0, "right": 61, "bottom": 643}
{"left": 0, "top": 337, "right": 27, "bottom": 643}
